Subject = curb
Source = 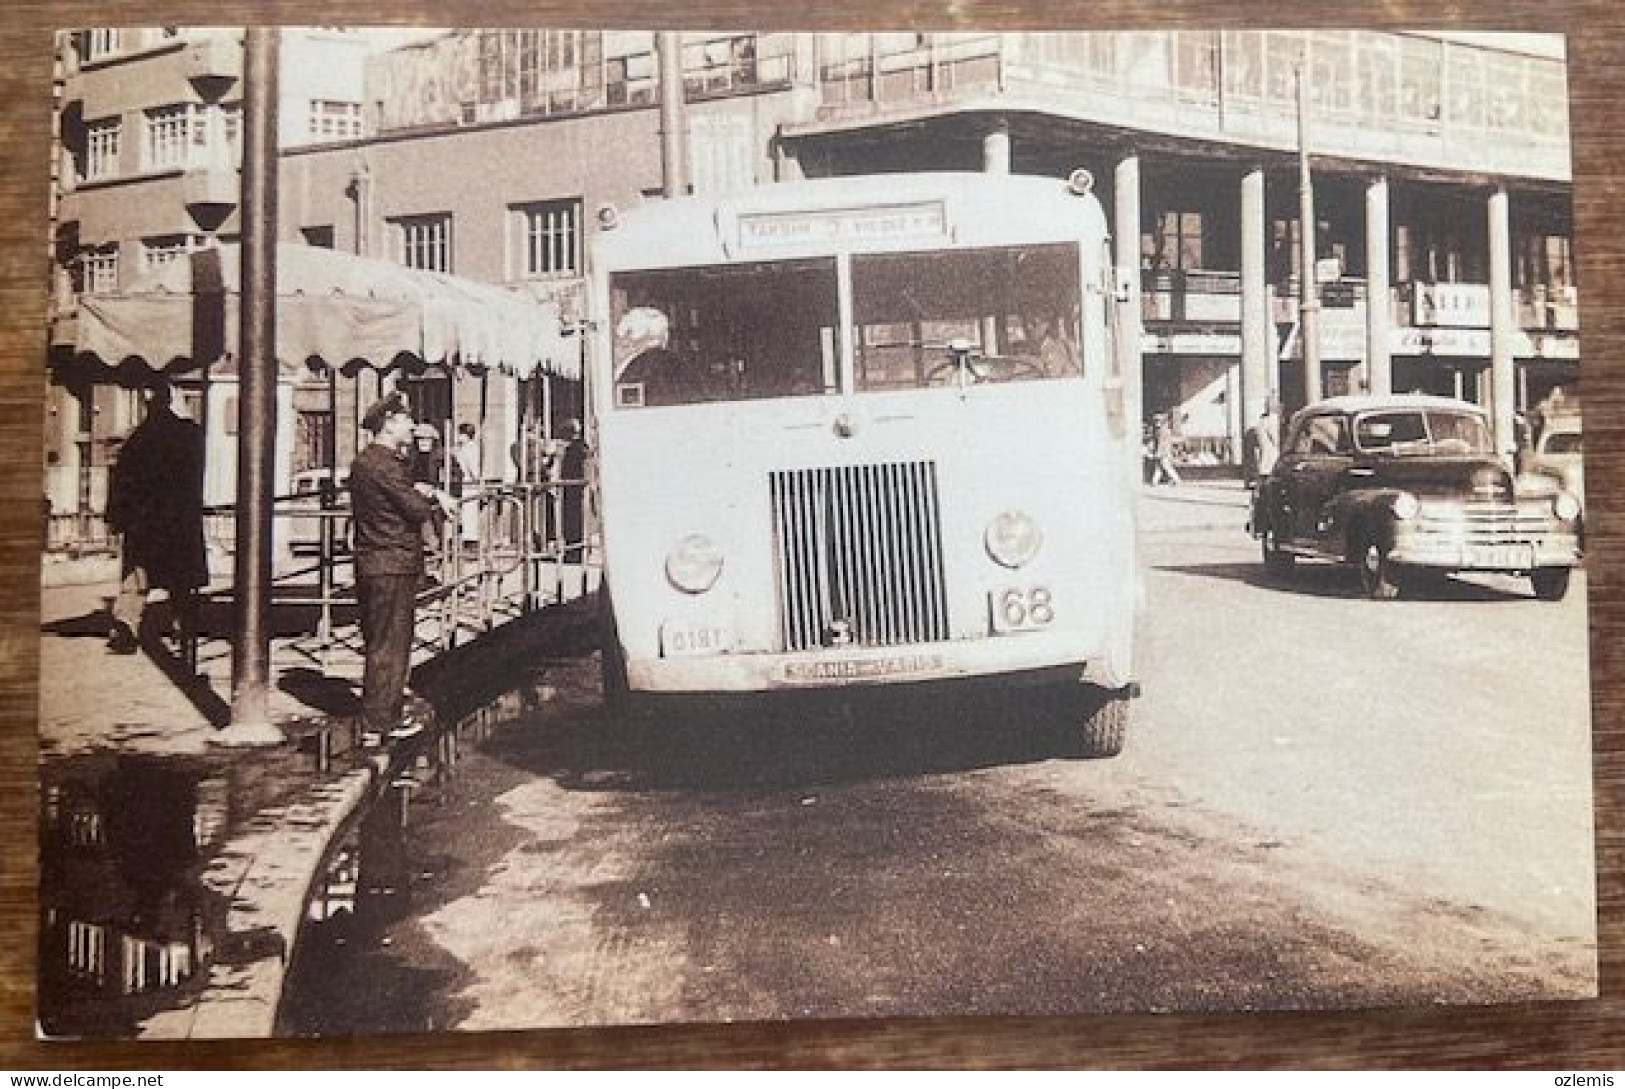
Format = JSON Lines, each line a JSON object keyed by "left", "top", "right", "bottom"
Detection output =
{"left": 132, "top": 598, "right": 599, "bottom": 1039}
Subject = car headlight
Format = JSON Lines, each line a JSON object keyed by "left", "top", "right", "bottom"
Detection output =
{"left": 985, "top": 510, "right": 1043, "bottom": 569}
{"left": 665, "top": 533, "right": 724, "bottom": 594}
{"left": 1554, "top": 492, "right": 1582, "bottom": 522}
{"left": 1390, "top": 492, "right": 1419, "bottom": 520}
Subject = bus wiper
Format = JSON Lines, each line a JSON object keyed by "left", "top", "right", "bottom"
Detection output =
{"left": 946, "top": 338, "right": 978, "bottom": 391}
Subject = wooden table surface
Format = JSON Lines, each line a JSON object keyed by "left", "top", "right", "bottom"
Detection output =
{"left": 1, "top": 2, "right": 1619, "bottom": 1069}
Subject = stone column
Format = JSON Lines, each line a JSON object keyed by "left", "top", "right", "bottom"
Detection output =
{"left": 1240, "top": 167, "right": 1271, "bottom": 425}
{"left": 1488, "top": 187, "right": 1517, "bottom": 460}
{"left": 1114, "top": 152, "right": 1143, "bottom": 475}
{"left": 1365, "top": 175, "right": 1393, "bottom": 396}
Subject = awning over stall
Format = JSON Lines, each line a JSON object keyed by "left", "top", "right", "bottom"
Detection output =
{"left": 73, "top": 243, "right": 575, "bottom": 379}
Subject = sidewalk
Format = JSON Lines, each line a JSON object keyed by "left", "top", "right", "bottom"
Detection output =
{"left": 36, "top": 565, "right": 598, "bottom": 1039}
{"left": 1136, "top": 477, "right": 1253, "bottom": 534}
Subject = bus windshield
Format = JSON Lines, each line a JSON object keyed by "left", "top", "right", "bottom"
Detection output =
{"left": 608, "top": 242, "right": 1085, "bottom": 409}
{"left": 611, "top": 258, "right": 839, "bottom": 408}
{"left": 852, "top": 243, "right": 1082, "bottom": 390}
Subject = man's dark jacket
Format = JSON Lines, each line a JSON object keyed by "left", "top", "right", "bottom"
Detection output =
{"left": 349, "top": 441, "right": 436, "bottom": 577}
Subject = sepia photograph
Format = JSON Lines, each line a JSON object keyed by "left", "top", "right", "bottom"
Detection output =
{"left": 33, "top": 27, "right": 1597, "bottom": 1041}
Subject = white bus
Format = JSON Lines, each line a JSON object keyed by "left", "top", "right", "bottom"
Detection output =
{"left": 589, "top": 171, "right": 1142, "bottom": 756}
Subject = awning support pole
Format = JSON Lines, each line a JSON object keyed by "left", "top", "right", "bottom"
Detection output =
{"left": 221, "top": 26, "right": 283, "bottom": 746}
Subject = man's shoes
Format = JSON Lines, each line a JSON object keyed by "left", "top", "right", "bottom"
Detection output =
{"left": 107, "top": 622, "right": 138, "bottom": 655}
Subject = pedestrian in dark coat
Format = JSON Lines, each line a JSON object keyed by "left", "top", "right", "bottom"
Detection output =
{"left": 557, "top": 417, "right": 590, "bottom": 563}
{"left": 105, "top": 381, "right": 207, "bottom": 654}
{"left": 350, "top": 393, "right": 451, "bottom": 741}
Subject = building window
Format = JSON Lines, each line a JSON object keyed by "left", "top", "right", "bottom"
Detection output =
{"left": 1144, "top": 210, "right": 1204, "bottom": 272}
{"left": 141, "top": 235, "right": 192, "bottom": 274}
{"left": 218, "top": 102, "right": 241, "bottom": 158}
{"left": 80, "top": 245, "right": 119, "bottom": 294}
{"left": 511, "top": 199, "right": 580, "bottom": 279}
{"left": 82, "top": 118, "right": 121, "bottom": 181}
{"left": 1518, "top": 233, "right": 1574, "bottom": 290}
{"left": 144, "top": 104, "right": 200, "bottom": 171}
{"left": 392, "top": 214, "right": 453, "bottom": 273}
{"left": 307, "top": 100, "right": 363, "bottom": 142}
{"left": 301, "top": 225, "right": 335, "bottom": 248}
{"left": 77, "top": 29, "right": 123, "bottom": 63}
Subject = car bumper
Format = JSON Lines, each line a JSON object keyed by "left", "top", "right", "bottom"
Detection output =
{"left": 1390, "top": 531, "right": 1581, "bottom": 572}
{"left": 627, "top": 628, "right": 1121, "bottom": 693}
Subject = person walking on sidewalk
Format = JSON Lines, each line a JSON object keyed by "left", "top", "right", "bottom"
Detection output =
{"left": 1244, "top": 398, "right": 1281, "bottom": 488}
{"left": 1150, "top": 413, "right": 1182, "bottom": 486}
{"left": 351, "top": 393, "right": 453, "bottom": 743}
{"left": 105, "top": 380, "right": 207, "bottom": 656}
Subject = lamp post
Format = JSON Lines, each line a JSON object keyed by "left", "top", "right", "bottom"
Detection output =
{"left": 219, "top": 26, "right": 283, "bottom": 747}
{"left": 1297, "top": 65, "right": 1322, "bottom": 405}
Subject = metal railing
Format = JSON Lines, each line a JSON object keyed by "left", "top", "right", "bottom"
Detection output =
{"left": 273, "top": 478, "right": 598, "bottom": 671}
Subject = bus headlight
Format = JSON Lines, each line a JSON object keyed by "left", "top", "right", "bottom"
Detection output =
{"left": 1391, "top": 492, "right": 1419, "bottom": 520}
{"left": 665, "top": 533, "right": 724, "bottom": 594}
{"left": 985, "top": 510, "right": 1043, "bottom": 569}
{"left": 1554, "top": 492, "right": 1582, "bottom": 522}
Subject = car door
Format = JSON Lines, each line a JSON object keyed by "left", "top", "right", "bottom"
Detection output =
{"left": 1275, "top": 411, "right": 1349, "bottom": 550}
{"left": 1292, "top": 414, "right": 1354, "bottom": 551}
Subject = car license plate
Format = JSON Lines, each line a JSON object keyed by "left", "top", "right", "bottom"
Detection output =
{"left": 660, "top": 620, "right": 733, "bottom": 657}
{"left": 1466, "top": 544, "right": 1534, "bottom": 570}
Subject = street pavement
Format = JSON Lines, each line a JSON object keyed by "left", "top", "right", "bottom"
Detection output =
{"left": 33, "top": 479, "right": 1250, "bottom": 1038}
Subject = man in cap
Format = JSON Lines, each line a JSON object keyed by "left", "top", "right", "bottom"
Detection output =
{"left": 350, "top": 392, "right": 453, "bottom": 742}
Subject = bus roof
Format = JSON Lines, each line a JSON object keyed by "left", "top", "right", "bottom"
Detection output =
{"left": 593, "top": 172, "right": 1110, "bottom": 272}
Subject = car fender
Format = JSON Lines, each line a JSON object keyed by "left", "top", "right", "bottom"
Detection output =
{"left": 1339, "top": 488, "right": 1408, "bottom": 558}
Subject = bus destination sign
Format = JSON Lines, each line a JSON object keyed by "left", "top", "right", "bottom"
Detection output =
{"left": 737, "top": 201, "right": 949, "bottom": 250}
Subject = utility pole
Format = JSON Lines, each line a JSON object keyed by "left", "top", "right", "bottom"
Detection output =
{"left": 657, "top": 32, "right": 689, "bottom": 198}
{"left": 1296, "top": 65, "right": 1322, "bottom": 405}
{"left": 220, "top": 26, "right": 283, "bottom": 747}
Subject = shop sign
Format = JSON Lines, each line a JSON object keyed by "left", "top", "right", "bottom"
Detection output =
{"left": 1391, "top": 327, "right": 1541, "bottom": 357}
{"left": 1142, "top": 332, "right": 1240, "bottom": 355}
{"left": 1412, "top": 283, "right": 1491, "bottom": 328}
{"left": 1536, "top": 335, "right": 1580, "bottom": 361}
{"left": 1275, "top": 323, "right": 1365, "bottom": 362}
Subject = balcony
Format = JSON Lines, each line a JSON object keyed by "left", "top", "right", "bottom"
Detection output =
{"left": 182, "top": 35, "right": 241, "bottom": 90}
{"left": 1142, "top": 269, "right": 1243, "bottom": 323}
{"left": 807, "top": 31, "right": 1571, "bottom": 183}
{"left": 180, "top": 163, "right": 238, "bottom": 210}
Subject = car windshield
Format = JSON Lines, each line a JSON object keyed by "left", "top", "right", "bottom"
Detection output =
{"left": 1354, "top": 409, "right": 1493, "bottom": 456}
{"left": 1543, "top": 431, "right": 1582, "bottom": 455}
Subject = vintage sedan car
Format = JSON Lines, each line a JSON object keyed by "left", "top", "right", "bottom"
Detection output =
{"left": 1525, "top": 416, "right": 1584, "bottom": 523}
{"left": 1250, "top": 395, "right": 1582, "bottom": 600}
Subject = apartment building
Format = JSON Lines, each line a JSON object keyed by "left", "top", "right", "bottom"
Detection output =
{"left": 47, "top": 28, "right": 1578, "bottom": 537}
{"left": 46, "top": 27, "right": 376, "bottom": 530}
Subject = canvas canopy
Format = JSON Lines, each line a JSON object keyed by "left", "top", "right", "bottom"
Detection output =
{"left": 74, "top": 242, "right": 576, "bottom": 380}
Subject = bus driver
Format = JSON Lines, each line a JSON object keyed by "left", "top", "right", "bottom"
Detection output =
{"left": 615, "top": 306, "right": 704, "bottom": 407}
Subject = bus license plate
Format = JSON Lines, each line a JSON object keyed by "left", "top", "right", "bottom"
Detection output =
{"left": 1466, "top": 545, "right": 1534, "bottom": 570}
{"left": 661, "top": 620, "right": 733, "bottom": 657}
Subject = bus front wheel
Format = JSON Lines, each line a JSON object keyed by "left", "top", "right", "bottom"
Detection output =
{"left": 1078, "top": 687, "right": 1130, "bottom": 759}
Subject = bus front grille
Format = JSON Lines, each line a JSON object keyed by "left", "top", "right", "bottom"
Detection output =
{"left": 770, "top": 461, "right": 950, "bottom": 652}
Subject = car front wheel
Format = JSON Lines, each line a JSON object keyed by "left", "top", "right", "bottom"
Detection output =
{"left": 1356, "top": 535, "right": 1401, "bottom": 600}
{"left": 1261, "top": 528, "right": 1295, "bottom": 577}
{"left": 1531, "top": 567, "right": 1572, "bottom": 602}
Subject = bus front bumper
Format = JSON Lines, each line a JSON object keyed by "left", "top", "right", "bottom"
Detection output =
{"left": 626, "top": 629, "right": 1124, "bottom": 694}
